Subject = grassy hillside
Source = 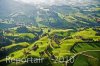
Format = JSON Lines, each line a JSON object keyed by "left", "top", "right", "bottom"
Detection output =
{"left": 0, "top": 27, "right": 100, "bottom": 66}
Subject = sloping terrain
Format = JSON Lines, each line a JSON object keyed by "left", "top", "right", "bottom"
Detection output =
{"left": 0, "top": 0, "right": 100, "bottom": 66}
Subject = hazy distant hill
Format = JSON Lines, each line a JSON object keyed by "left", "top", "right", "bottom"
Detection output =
{"left": 0, "top": 0, "right": 100, "bottom": 28}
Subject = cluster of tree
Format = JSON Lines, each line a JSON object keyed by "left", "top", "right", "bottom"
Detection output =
{"left": 16, "top": 26, "right": 29, "bottom": 33}
{"left": 32, "top": 44, "right": 39, "bottom": 51}
{"left": 23, "top": 49, "right": 31, "bottom": 57}
{"left": 0, "top": 36, "right": 12, "bottom": 48}
{"left": 0, "top": 47, "right": 7, "bottom": 60}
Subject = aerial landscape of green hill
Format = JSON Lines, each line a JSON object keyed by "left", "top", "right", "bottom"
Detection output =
{"left": 0, "top": 0, "right": 100, "bottom": 66}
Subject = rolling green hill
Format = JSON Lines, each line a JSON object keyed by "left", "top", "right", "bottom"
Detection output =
{"left": 0, "top": 0, "right": 100, "bottom": 66}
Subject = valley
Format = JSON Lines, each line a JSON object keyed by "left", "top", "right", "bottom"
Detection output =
{"left": 0, "top": 0, "right": 100, "bottom": 66}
